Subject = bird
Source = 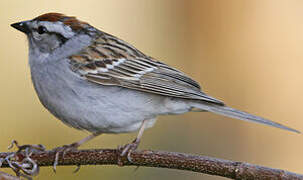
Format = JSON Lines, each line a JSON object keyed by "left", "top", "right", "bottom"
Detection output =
{"left": 11, "top": 12, "right": 299, "bottom": 167}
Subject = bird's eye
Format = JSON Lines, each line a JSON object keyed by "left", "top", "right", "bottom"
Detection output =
{"left": 37, "top": 26, "right": 47, "bottom": 34}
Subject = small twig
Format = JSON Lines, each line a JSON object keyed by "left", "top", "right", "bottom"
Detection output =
{"left": 0, "top": 149, "right": 302, "bottom": 180}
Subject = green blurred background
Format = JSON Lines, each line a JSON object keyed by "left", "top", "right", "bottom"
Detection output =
{"left": 1, "top": 0, "right": 303, "bottom": 179}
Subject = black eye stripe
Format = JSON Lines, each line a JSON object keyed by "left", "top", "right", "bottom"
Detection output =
{"left": 54, "top": 32, "right": 68, "bottom": 44}
{"left": 47, "top": 31, "right": 68, "bottom": 44}
{"left": 34, "top": 27, "right": 68, "bottom": 44}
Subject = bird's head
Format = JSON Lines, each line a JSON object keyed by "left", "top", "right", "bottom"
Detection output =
{"left": 11, "top": 13, "right": 97, "bottom": 56}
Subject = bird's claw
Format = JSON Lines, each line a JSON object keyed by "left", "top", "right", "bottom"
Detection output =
{"left": 72, "top": 164, "right": 81, "bottom": 173}
{"left": 52, "top": 143, "right": 79, "bottom": 173}
{"left": 117, "top": 138, "right": 140, "bottom": 166}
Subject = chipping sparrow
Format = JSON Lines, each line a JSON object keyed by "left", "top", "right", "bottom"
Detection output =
{"left": 11, "top": 13, "right": 299, "bottom": 166}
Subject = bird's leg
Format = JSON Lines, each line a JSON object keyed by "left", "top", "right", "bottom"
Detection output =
{"left": 53, "top": 132, "right": 102, "bottom": 172}
{"left": 119, "top": 120, "right": 148, "bottom": 164}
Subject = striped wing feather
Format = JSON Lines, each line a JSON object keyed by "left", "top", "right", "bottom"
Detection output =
{"left": 70, "top": 35, "right": 224, "bottom": 105}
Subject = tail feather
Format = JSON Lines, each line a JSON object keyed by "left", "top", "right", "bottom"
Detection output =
{"left": 193, "top": 102, "right": 300, "bottom": 133}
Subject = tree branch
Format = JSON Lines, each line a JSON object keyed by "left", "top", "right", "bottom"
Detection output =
{"left": 0, "top": 149, "right": 302, "bottom": 179}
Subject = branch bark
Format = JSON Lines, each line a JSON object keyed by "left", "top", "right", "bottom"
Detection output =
{"left": 0, "top": 149, "right": 302, "bottom": 180}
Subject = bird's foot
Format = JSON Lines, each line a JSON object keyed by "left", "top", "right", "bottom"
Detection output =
{"left": 52, "top": 143, "right": 79, "bottom": 173}
{"left": 117, "top": 138, "right": 140, "bottom": 166}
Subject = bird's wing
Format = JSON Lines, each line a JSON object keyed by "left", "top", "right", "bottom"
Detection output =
{"left": 68, "top": 34, "right": 224, "bottom": 105}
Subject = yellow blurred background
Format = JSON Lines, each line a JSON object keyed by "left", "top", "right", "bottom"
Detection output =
{"left": 1, "top": 0, "right": 303, "bottom": 179}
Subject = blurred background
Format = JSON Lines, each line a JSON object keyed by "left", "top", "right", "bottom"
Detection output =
{"left": 1, "top": 0, "right": 303, "bottom": 179}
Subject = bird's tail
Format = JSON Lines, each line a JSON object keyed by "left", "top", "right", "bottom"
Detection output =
{"left": 192, "top": 102, "right": 300, "bottom": 133}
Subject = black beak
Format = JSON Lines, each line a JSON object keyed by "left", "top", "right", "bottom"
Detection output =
{"left": 11, "top": 21, "right": 30, "bottom": 34}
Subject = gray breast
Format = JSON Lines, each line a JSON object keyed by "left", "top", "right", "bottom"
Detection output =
{"left": 29, "top": 58, "right": 187, "bottom": 133}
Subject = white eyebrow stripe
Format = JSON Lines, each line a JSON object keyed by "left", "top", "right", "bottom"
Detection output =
{"left": 36, "top": 21, "right": 75, "bottom": 38}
